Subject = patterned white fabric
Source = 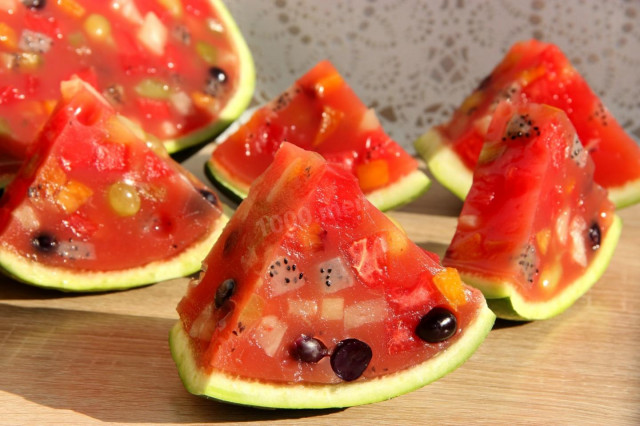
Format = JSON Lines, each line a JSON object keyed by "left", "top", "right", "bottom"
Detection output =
{"left": 227, "top": 0, "right": 640, "bottom": 151}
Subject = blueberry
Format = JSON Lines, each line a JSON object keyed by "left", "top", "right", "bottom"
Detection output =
{"left": 416, "top": 307, "right": 457, "bottom": 343}
{"left": 32, "top": 232, "right": 57, "bottom": 253}
{"left": 330, "top": 338, "right": 372, "bottom": 382}
{"left": 215, "top": 279, "right": 236, "bottom": 308}
{"left": 291, "top": 335, "right": 328, "bottom": 363}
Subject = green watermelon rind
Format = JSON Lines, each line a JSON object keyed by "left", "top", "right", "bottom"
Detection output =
{"left": 414, "top": 128, "right": 471, "bottom": 201}
{"left": 207, "top": 150, "right": 431, "bottom": 212}
{"left": 169, "top": 300, "right": 495, "bottom": 409}
{"left": 364, "top": 169, "right": 431, "bottom": 212}
{"left": 459, "top": 214, "right": 622, "bottom": 321}
{"left": 609, "top": 179, "right": 640, "bottom": 209}
{"left": 162, "top": 0, "right": 255, "bottom": 154}
{"left": 415, "top": 128, "right": 640, "bottom": 209}
{"left": 206, "top": 153, "right": 249, "bottom": 202}
{"left": 0, "top": 215, "right": 228, "bottom": 292}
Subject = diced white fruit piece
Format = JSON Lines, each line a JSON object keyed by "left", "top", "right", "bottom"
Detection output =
{"left": 316, "top": 256, "right": 355, "bottom": 293}
{"left": 170, "top": 91, "right": 193, "bottom": 116}
{"left": 0, "top": 0, "right": 17, "bottom": 12}
{"left": 344, "top": 298, "right": 388, "bottom": 330}
{"left": 555, "top": 208, "right": 570, "bottom": 245}
{"left": 287, "top": 299, "right": 318, "bottom": 319}
{"left": 267, "top": 257, "right": 306, "bottom": 297}
{"left": 13, "top": 205, "right": 40, "bottom": 231}
{"left": 137, "top": 12, "right": 168, "bottom": 56}
{"left": 254, "top": 315, "right": 287, "bottom": 357}
{"left": 57, "top": 240, "right": 96, "bottom": 260}
{"left": 359, "top": 108, "right": 380, "bottom": 132}
{"left": 458, "top": 214, "right": 479, "bottom": 229}
{"left": 111, "top": 0, "right": 144, "bottom": 25}
{"left": 321, "top": 298, "right": 344, "bottom": 321}
{"left": 569, "top": 216, "right": 588, "bottom": 267}
{"left": 189, "top": 303, "right": 216, "bottom": 342}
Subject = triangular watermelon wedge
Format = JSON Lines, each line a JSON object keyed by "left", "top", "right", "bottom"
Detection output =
{"left": 0, "top": 78, "right": 228, "bottom": 292}
{"left": 170, "top": 142, "right": 494, "bottom": 409}
{"left": 207, "top": 60, "right": 430, "bottom": 211}
{"left": 415, "top": 39, "right": 640, "bottom": 208}
{"left": 0, "top": 0, "right": 255, "bottom": 181}
{"left": 443, "top": 102, "right": 622, "bottom": 320}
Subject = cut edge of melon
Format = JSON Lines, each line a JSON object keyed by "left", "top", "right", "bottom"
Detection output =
{"left": 206, "top": 154, "right": 250, "bottom": 202}
{"left": 460, "top": 214, "right": 622, "bottom": 321}
{"left": 169, "top": 298, "right": 495, "bottom": 409}
{"left": 163, "top": 0, "right": 256, "bottom": 154}
{"left": 207, "top": 153, "right": 431, "bottom": 212}
{"left": 0, "top": 215, "right": 228, "bottom": 292}
{"left": 414, "top": 128, "right": 472, "bottom": 201}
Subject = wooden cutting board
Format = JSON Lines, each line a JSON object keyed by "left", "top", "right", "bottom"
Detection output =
{"left": 1, "top": 174, "right": 639, "bottom": 424}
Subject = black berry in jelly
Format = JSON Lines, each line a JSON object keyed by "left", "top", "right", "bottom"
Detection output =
{"left": 588, "top": 222, "right": 601, "bottom": 250}
{"left": 32, "top": 232, "right": 57, "bottom": 253}
{"left": 21, "top": 0, "right": 46, "bottom": 9}
{"left": 204, "top": 67, "right": 228, "bottom": 97}
{"left": 215, "top": 278, "right": 236, "bottom": 308}
{"left": 291, "top": 335, "right": 328, "bottom": 363}
{"left": 330, "top": 338, "right": 372, "bottom": 382}
{"left": 199, "top": 188, "right": 219, "bottom": 206}
{"left": 416, "top": 307, "right": 457, "bottom": 343}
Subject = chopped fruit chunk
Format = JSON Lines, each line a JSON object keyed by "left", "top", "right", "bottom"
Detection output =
{"left": 57, "top": 180, "right": 93, "bottom": 213}
{"left": 56, "top": 0, "right": 86, "bottom": 18}
{"left": 356, "top": 160, "right": 390, "bottom": 192}
{"left": 313, "top": 106, "right": 344, "bottom": 147}
{"left": 432, "top": 268, "right": 467, "bottom": 308}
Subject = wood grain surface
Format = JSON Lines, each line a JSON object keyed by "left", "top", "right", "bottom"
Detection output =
{"left": 1, "top": 167, "right": 639, "bottom": 425}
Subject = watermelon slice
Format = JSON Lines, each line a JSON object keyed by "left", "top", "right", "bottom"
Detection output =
{"left": 415, "top": 39, "right": 640, "bottom": 208}
{"left": 170, "top": 142, "right": 494, "bottom": 409}
{"left": 0, "top": 78, "right": 227, "bottom": 292}
{"left": 0, "top": 0, "right": 254, "bottom": 180}
{"left": 443, "top": 102, "right": 622, "bottom": 320}
{"left": 207, "top": 60, "right": 430, "bottom": 211}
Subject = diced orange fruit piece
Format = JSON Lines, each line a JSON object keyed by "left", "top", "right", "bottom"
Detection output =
{"left": 191, "top": 91, "right": 218, "bottom": 113}
{"left": 295, "top": 222, "right": 325, "bottom": 251}
{"left": 433, "top": 267, "right": 467, "bottom": 308}
{"left": 536, "top": 228, "right": 551, "bottom": 256}
{"left": 459, "top": 91, "right": 484, "bottom": 114}
{"left": 56, "top": 0, "right": 86, "bottom": 18}
{"left": 42, "top": 99, "right": 58, "bottom": 115}
{"left": 518, "top": 65, "right": 546, "bottom": 86}
{"left": 158, "top": 0, "right": 183, "bottom": 17}
{"left": 0, "top": 23, "right": 17, "bottom": 50}
{"left": 41, "top": 163, "right": 68, "bottom": 196}
{"left": 56, "top": 180, "right": 93, "bottom": 213}
{"left": 356, "top": 159, "right": 389, "bottom": 192}
{"left": 313, "top": 106, "right": 344, "bottom": 147}
{"left": 313, "top": 71, "right": 344, "bottom": 98}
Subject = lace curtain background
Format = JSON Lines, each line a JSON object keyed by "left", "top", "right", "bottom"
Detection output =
{"left": 226, "top": 0, "right": 640, "bottom": 151}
